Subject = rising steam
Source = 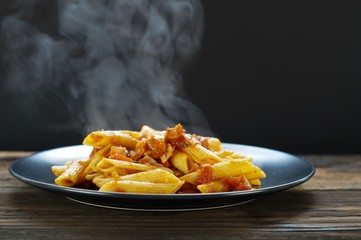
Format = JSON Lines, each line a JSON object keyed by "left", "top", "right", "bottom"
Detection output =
{"left": 0, "top": 0, "right": 211, "bottom": 139}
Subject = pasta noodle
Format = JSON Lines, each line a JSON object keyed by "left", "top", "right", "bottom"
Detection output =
{"left": 51, "top": 123, "right": 266, "bottom": 194}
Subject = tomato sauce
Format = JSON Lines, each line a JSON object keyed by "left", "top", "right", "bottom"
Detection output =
{"left": 196, "top": 164, "right": 213, "bottom": 185}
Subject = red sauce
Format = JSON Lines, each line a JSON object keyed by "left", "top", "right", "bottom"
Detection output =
{"left": 146, "top": 135, "right": 166, "bottom": 158}
{"left": 196, "top": 164, "right": 213, "bottom": 185}
{"left": 107, "top": 146, "right": 133, "bottom": 162}
{"left": 165, "top": 124, "right": 196, "bottom": 149}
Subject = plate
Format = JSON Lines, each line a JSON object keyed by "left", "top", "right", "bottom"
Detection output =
{"left": 9, "top": 144, "right": 315, "bottom": 211}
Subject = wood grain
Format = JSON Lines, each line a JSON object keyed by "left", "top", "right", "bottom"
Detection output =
{"left": 0, "top": 153, "right": 360, "bottom": 240}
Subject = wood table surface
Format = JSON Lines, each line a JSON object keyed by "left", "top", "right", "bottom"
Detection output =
{"left": 0, "top": 151, "right": 360, "bottom": 240}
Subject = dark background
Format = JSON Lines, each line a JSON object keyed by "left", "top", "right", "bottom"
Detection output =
{"left": 1, "top": 0, "right": 360, "bottom": 154}
{"left": 185, "top": 0, "right": 361, "bottom": 154}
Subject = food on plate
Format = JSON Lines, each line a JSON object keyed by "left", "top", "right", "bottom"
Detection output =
{"left": 51, "top": 124, "right": 266, "bottom": 194}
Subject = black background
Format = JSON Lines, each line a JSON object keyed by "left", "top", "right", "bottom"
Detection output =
{"left": 185, "top": 0, "right": 361, "bottom": 153}
{"left": 1, "top": 0, "right": 360, "bottom": 153}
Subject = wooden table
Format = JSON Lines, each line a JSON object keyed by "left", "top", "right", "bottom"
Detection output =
{"left": 0, "top": 152, "right": 360, "bottom": 239}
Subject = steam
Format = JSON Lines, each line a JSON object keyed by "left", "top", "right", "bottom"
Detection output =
{"left": 1, "top": 0, "right": 211, "bottom": 137}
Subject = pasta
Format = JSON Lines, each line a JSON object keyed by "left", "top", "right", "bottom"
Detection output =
{"left": 51, "top": 123, "right": 266, "bottom": 194}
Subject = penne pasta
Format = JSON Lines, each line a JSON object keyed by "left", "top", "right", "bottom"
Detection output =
{"left": 244, "top": 165, "right": 267, "bottom": 180}
{"left": 51, "top": 123, "right": 266, "bottom": 194}
{"left": 99, "top": 180, "right": 185, "bottom": 194}
{"left": 92, "top": 174, "right": 115, "bottom": 188}
{"left": 197, "top": 175, "right": 252, "bottom": 193}
{"left": 54, "top": 159, "right": 90, "bottom": 187}
{"left": 216, "top": 150, "right": 248, "bottom": 160}
{"left": 83, "top": 130, "right": 138, "bottom": 149}
{"left": 51, "top": 165, "right": 68, "bottom": 177}
{"left": 179, "top": 144, "right": 224, "bottom": 165}
{"left": 169, "top": 150, "right": 189, "bottom": 174}
{"left": 201, "top": 137, "right": 223, "bottom": 152}
{"left": 118, "top": 168, "right": 179, "bottom": 183}
{"left": 81, "top": 144, "right": 111, "bottom": 177}
{"left": 97, "top": 158, "right": 156, "bottom": 173}
{"left": 249, "top": 179, "right": 261, "bottom": 186}
{"left": 197, "top": 179, "right": 230, "bottom": 193}
{"left": 180, "top": 158, "right": 258, "bottom": 186}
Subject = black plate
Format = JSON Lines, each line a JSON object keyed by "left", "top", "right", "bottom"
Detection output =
{"left": 9, "top": 144, "right": 315, "bottom": 211}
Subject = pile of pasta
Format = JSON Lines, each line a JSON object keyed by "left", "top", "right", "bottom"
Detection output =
{"left": 52, "top": 124, "right": 266, "bottom": 194}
